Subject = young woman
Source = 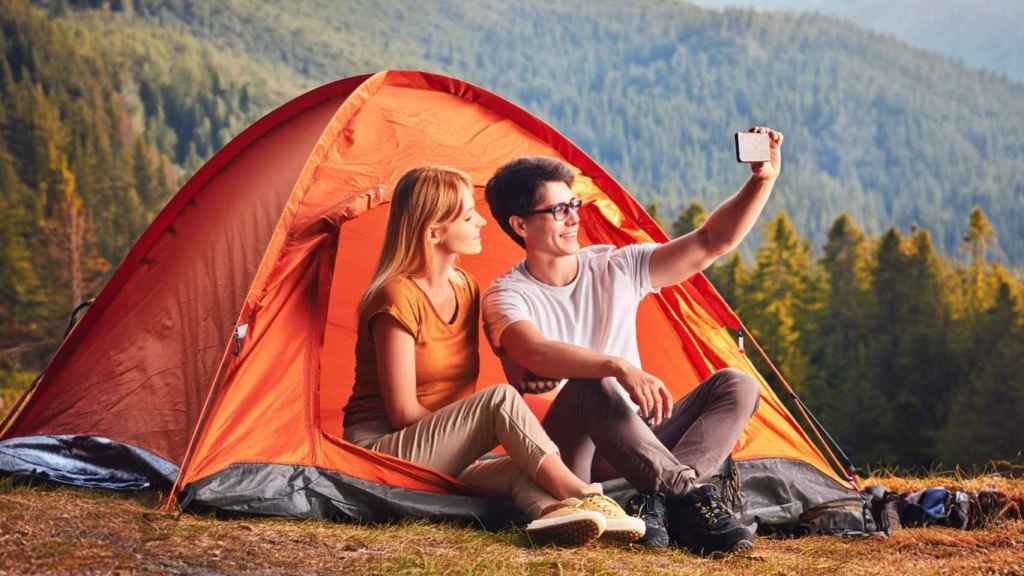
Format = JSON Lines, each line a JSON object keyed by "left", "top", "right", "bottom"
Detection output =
{"left": 341, "top": 166, "right": 643, "bottom": 546}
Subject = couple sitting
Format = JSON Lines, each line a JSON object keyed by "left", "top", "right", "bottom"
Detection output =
{"left": 342, "top": 127, "right": 782, "bottom": 554}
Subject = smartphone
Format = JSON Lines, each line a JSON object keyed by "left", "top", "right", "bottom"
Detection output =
{"left": 735, "top": 131, "right": 771, "bottom": 163}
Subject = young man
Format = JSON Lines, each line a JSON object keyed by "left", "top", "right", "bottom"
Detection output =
{"left": 481, "top": 127, "right": 783, "bottom": 554}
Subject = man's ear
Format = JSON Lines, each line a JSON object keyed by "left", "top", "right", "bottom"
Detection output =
{"left": 508, "top": 215, "right": 528, "bottom": 242}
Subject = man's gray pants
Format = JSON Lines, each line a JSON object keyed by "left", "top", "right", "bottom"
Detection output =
{"left": 541, "top": 368, "right": 760, "bottom": 498}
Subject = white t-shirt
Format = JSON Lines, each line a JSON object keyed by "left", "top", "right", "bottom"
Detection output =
{"left": 481, "top": 243, "right": 659, "bottom": 407}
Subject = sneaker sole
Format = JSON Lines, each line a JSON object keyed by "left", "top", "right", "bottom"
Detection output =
{"left": 526, "top": 512, "right": 606, "bottom": 547}
{"left": 601, "top": 517, "right": 647, "bottom": 542}
{"left": 686, "top": 535, "right": 755, "bottom": 556}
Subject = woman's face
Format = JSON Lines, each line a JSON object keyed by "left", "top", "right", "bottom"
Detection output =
{"left": 436, "top": 185, "right": 486, "bottom": 256}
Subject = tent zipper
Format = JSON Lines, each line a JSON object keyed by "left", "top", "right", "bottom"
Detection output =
{"left": 232, "top": 323, "right": 249, "bottom": 356}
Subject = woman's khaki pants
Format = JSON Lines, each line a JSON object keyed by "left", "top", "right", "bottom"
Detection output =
{"left": 344, "top": 384, "right": 560, "bottom": 518}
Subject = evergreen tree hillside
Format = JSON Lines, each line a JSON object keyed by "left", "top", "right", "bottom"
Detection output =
{"left": 47, "top": 0, "right": 1024, "bottom": 266}
{"left": 0, "top": 0, "right": 285, "bottom": 371}
{"left": 3, "top": 0, "right": 124, "bottom": 362}
{"left": 691, "top": 0, "right": 1024, "bottom": 84}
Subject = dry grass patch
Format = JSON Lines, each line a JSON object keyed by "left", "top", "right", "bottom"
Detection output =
{"left": 1, "top": 476, "right": 1023, "bottom": 575}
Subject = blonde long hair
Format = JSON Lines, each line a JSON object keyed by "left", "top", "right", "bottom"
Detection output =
{"left": 359, "top": 166, "right": 472, "bottom": 314}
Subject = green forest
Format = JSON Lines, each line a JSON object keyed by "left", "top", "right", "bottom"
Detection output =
{"left": 1, "top": 0, "right": 289, "bottom": 379}
{"left": 1, "top": 0, "right": 1022, "bottom": 469}
{"left": 662, "top": 203, "right": 1023, "bottom": 470}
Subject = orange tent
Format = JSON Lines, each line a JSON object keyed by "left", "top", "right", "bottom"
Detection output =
{"left": 0, "top": 71, "right": 860, "bottom": 530}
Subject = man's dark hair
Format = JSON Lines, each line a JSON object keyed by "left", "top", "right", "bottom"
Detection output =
{"left": 484, "top": 156, "right": 575, "bottom": 247}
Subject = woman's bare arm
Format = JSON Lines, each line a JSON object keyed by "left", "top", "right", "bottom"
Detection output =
{"left": 372, "top": 314, "right": 431, "bottom": 429}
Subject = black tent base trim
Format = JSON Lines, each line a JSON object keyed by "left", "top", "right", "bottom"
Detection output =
{"left": 0, "top": 435, "right": 178, "bottom": 491}
{"left": 182, "top": 457, "right": 866, "bottom": 535}
{"left": 181, "top": 462, "right": 527, "bottom": 531}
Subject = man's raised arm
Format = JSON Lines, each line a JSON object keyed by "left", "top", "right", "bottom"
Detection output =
{"left": 649, "top": 126, "right": 783, "bottom": 290}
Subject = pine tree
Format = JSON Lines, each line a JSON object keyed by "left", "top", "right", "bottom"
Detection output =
{"left": 963, "top": 207, "right": 996, "bottom": 264}
{"left": 940, "top": 207, "right": 1024, "bottom": 468}
{"left": 106, "top": 142, "right": 144, "bottom": 264}
{"left": 907, "top": 228, "right": 958, "bottom": 438}
{"left": 858, "top": 228, "right": 909, "bottom": 464}
{"left": 705, "top": 252, "right": 747, "bottom": 310}
{"left": 868, "top": 227, "right": 957, "bottom": 466}
{"left": 955, "top": 207, "right": 1000, "bottom": 327}
{"left": 806, "top": 214, "right": 873, "bottom": 449}
{"left": 939, "top": 281, "right": 1024, "bottom": 466}
{"left": 0, "top": 151, "right": 41, "bottom": 338}
{"left": 671, "top": 201, "right": 708, "bottom": 238}
{"left": 154, "top": 154, "right": 174, "bottom": 208}
{"left": 39, "top": 151, "right": 109, "bottom": 321}
{"left": 133, "top": 138, "right": 161, "bottom": 215}
{"left": 3, "top": 82, "right": 66, "bottom": 192}
{"left": 742, "top": 211, "right": 817, "bottom": 392}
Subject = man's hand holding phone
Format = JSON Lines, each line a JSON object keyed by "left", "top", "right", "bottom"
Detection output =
{"left": 735, "top": 127, "right": 783, "bottom": 181}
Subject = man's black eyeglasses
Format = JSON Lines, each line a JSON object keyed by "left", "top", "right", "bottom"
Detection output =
{"left": 521, "top": 198, "right": 583, "bottom": 221}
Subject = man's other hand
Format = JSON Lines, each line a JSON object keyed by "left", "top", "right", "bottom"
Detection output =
{"left": 500, "top": 354, "right": 560, "bottom": 394}
{"left": 614, "top": 361, "right": 673, "bottom": 426}
{"left": 520, "top": 378, "right": 561, "bottom": 394}
{"left": 749, "top": 126, "right": 783, "bottom": 181}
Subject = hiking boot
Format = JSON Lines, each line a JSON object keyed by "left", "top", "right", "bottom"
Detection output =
{"left": 625, "top": 492, "right": 671, "bottom": 548}
{"left": 526, "top": 498, "right": 606, "bottom": 547}
{"left": 667, "top": 484, "right": 754, "bottom": 555}
{"left": 578, "top": 491, "right": 646, "bottom": 542}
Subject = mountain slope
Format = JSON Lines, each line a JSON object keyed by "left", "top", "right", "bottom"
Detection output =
{"left": 31, "top": 0, "right": 1024, "bottom": 264}
{"left": 688, "top": 0, "right": 1024, "bottom": 83}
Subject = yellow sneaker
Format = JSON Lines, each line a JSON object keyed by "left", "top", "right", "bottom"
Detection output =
{"left": 579, "top": 492, "right": 647, "bottom": 542}
{"left": 526, "top": 498, "right": 606, "bottom": 547}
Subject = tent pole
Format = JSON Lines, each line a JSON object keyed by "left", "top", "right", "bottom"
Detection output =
{"left": 161, "top": 325, "right": 241, "bottom": 512}
{"left": 739, "top": 325, "right": 861, "bottom": 490}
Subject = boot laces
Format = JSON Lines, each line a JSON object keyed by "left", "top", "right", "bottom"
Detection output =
{"left": 628, "top": 493, "right": 662, "bottom": 521}
{"left": 695, "top": 491, "right": 731, "bottom": 528}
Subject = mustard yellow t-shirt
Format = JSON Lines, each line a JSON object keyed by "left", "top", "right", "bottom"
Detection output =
{"left": 343, "top": 269, "right": 480, "bottom": 428}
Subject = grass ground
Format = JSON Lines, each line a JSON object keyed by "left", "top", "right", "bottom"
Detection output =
{"left": 2, "top": 376, "right": 1022, "bottom": 574}
{"left": 1, "top": 474, "right": 1022, "bottom": 575}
